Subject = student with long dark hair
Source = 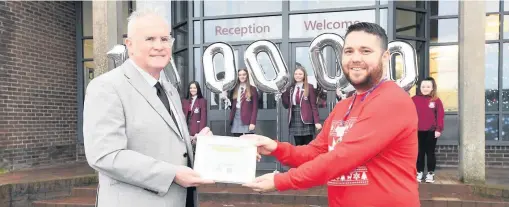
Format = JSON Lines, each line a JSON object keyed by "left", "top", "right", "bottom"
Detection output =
{"left": 181, "top": 81, "right": 207, "bottom": 142}
{"left": 412, "top": 77, "right": 444, "bottom": 183}
{"left": 282, "top": 66, "right": 322, "bottom": 145}
{"left": 228, "top": 68, "right": 259, "bottom": 137}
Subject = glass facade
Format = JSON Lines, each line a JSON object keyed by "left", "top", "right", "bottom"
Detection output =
{"left": 484, "top": 1, "right": 509, "bottom": 141}
{"left": 76, "top": 0, "right": 509, "bottom": 148}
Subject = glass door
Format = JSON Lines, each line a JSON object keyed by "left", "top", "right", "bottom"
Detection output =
{"left": 206, "top": 44, "right": 282, "bottom": 171}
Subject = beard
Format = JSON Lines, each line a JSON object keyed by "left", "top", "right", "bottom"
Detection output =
{"left": 344, "top": 61, "right": 384, "bottom": 91}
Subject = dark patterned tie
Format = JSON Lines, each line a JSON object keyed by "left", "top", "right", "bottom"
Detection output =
{"left": 240, "top": 87, "right": 245, "bottom": 99}
{"left": 155, "top": 82, "right": 181, "bottom": 137}
{"left": 296, "top": 87, "right": 301, "bottom": 105}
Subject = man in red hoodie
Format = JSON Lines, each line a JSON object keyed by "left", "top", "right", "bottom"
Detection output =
{"left": 242, "top": 22, "right": 420, "bottom": 207}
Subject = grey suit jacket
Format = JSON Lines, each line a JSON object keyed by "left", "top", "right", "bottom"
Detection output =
{"left": 83, "top": 60, "right": 196, "bottom": 207}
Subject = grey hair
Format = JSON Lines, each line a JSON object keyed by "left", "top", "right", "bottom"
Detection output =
{"left": 127, "top": 8, "right": 170, "bottom": 37}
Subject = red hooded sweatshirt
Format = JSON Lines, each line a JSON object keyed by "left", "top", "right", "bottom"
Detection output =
{"left": 272, "top": 81, "right": 420, "bottom": 207}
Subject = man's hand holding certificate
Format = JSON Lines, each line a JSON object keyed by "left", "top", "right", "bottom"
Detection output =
{"left": 193, "top": 135, "right": 259, "bottom": 184}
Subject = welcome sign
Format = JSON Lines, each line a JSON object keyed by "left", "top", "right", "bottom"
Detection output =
{"left": 289, "top": 10, "right": 377, "bottom": 38}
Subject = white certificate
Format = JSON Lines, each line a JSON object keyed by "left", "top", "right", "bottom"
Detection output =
{"left": 193, "top": 135, "right": 257, "bottom": 184}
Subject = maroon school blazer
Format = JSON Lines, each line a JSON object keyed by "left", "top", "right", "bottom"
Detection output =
{"left": 181, "top": 98, "right": 207, "bottom": 136}
{"left": 282, "top": 83, "right": 320, "bottom": 126}
{"left": 229, "top": 85, "right": 258, "bottom": 126}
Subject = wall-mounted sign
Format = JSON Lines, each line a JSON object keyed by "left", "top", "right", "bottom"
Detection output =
{"left": 204, "top": 16, "right": 283, "bottom": 43}
{"left": 289, "top": 10, "right": 376, "bottom": 39}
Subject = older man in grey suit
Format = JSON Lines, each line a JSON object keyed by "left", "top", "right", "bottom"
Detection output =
{"left": 83, "top": 8, "right": 214, "bottom": 207}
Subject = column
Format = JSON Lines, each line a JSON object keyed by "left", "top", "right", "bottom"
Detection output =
{"left": 92, "top": 0, "right": 124, "bottom": 76}
{"left": 458, "top": 0, "right": 486, "bottom": 184}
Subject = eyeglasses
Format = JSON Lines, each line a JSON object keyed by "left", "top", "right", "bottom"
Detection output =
{"left": 145, "top": 36, "right": 175, "bottom": 48}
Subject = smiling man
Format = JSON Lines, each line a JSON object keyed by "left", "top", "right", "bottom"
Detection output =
{"left": 242, "top": 22, "right": 420, "bottom": 207}
{"left": 83, "top": 8, "right": 213, "bottom": 207}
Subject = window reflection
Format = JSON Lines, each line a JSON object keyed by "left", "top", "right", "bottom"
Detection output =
{"left": 121, "top": 1, "right": 130, "bottom": 35}
{"left": 82, "top": 1, "right": 92, "bottom": 36}
{"left": 429, "top": 45, "right": 459, "bottom": 112}
{"left": 194, "top": 0, "right": 200, "bottom": 17}
{"left": 395, "top": 0, "right": 425, "bottom": 8}
{"left": 204, "top": 0, "right": 281, "bottom": 16}
{"left": 84, "top": 61, "right": 95, "bottom": 90}
{"left": 486, "top": 115, "right": 499, "bottom": 141}
{"left": 396, "top": 10, "right": 425, "bottom": 37}
{"left": 485, "top": 44, "right": 499, "bottom": 111}
{"left": 210, "top": 50, "right": 239, "bottom": 110}
{"left": 485, "top": 1, "right": 499, "bottom": 13}
{"left": 486, "top": 14, "right": 500, "bottom": 40}
{"left": 504, "top": 15, "right": 509, "bottom": 39}
{"left": 173, "top": 1, "right": 188, "bottom": 24}
{"left": 290, "top": 0, "right": 374, "bottom": 11}
{"left": 174, "top": 50, "right": 188, "bottom": 95}
{"left": 430, "top": 0, "right": 458, "bottom": 16}
{"left": 503, "top": 115, "right": 509, "bottom": 141}
{"left": 194, "top": 48, "right": 202, "bottom": 84}
{"left": 174, "top": 24, "right": 188, "bottom": 50}
{"left": 430, "top": 18, "right": 458, "bottom": 43}
{"left": 502, "top": 43, "right": 509, "bottom": 111}
{"left": 83, "top": 39, "right": 93, "bottom": 59}
{"left": 194, "top": 21, "right": 200, "bottom": 44}
{"left": 380, "top": 9, "right": 388, "bottom": 32}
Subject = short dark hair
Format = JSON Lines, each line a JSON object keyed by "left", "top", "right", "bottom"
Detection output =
{"left": 345, "top": 22, "right": 388, "bottom": 51}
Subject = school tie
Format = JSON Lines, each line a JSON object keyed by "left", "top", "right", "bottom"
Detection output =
{"left": 155, "top": 82, "right": 181, "bottom": 137}
{"left": 296, "top": 87, "right": 301, "bottom": 105}
{"left": 240, "top": 87, "right": 245, "bottom": 100}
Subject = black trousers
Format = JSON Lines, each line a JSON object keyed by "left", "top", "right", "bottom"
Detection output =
{"left": 416, "top": 130, "right": 438, "bottom": 172}
{"left": 233, "top": 132, "right": 253, "bottom": 137}
{"left": 294, "top": 135, "right": 313, "bottom": 146}
{"left": 186, "top": 187, "right": 195, "bottom": 207}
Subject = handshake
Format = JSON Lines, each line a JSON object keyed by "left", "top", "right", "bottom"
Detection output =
{"left": 176, "top": 127, "right": 279, "bottom": 193}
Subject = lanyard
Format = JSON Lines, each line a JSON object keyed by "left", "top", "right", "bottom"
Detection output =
{"left": 343, "top": 79, "right": 386, "bottom": 121}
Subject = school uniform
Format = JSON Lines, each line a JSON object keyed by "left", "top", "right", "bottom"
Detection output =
{"left": 181, "top": 96, "right": 207, "bottom": 136}
{"left": 229, "top": 84, "right": 258, "bottom": 136}
{"left": 412, "top": 95, "right": 444, "bottom": 182}
{"left": 282, "top": 83, "right": 320, "bottom": 145}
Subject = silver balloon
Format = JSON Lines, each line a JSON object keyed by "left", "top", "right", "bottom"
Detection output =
{"left": 309, "top": 33, "right": 347, "bottom": 91}
{"left": 203, "top": 42, "right": 238, "bottom": 94}
{"left": 387, "top": 41, "right": 419, "bottom": 91}
{"left": 106, "top": 44, "right": 128, "bottom": 68}
{"left": 244, "top": 40, "right": 290, "bottom": 94}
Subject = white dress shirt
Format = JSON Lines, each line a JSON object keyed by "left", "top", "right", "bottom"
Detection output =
{"left": 190, "top": 95, "right": 197, "bottom": 109}
{"left": 293, "top": 82, "right": 304, "bottom": 105}
{"left": 130, "top": 60, "right": 176, "bottom": 115}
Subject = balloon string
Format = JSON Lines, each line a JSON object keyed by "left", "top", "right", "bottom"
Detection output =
{"left": 275, "top": 93, "right": 282, "bottom": 171}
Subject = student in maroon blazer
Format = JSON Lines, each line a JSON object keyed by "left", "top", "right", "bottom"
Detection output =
{"left": 282, "top": 66, "right": 322, "bottom": 145}
{"left": 181, "top": 81, "right": 207, "bottom": 143}
{"left": 412, "top": 77, "right": 444, "bottom": 184}
{"left": 228, "top": 68, "right": 259, "bottom": 137}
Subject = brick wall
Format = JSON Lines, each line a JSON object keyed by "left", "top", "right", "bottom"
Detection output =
{"left": 0, "top": 1, "right": 78, "bottom": 170}
{"left": 437, "top": 145, "right": 509, "bottom": 168}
